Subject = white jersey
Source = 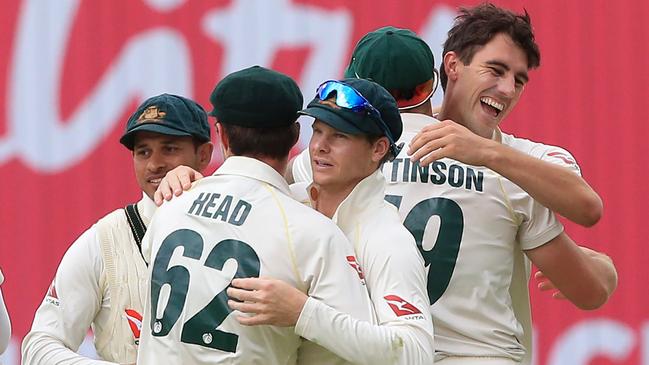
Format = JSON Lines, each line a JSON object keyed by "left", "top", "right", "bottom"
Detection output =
{"left": 293, "top": 113, "right": 576, "bottom": 363}
{"left": 289, "top": 171, "right": 434, "bottom": 365}
{"left": 22, "top": 195, "right": 156, "bottom": 365}
{"left": 137, "top": 156, "right": 373, "bottom": 365}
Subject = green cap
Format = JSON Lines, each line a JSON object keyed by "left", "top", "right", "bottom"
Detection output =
{"left": 120, "top": 93, "right": 210, "bottom": 150}
{"left": 344, "top": 26, "right": 435, "bottom": 90}
{"left": 299, "top": 78, "right": 402, "bottom": 142}
{"left": 209, "top": 66, "right": 303, "bottom": 127}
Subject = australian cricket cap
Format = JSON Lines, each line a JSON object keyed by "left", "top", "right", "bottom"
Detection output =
{"left": 209, "top": 65, "right": 303, "bottom": 128}
{"left": 299, "top": 78, "right": 402, "bottom": 142}
{"left": 120, "top": 93, "right": 210, "bottom": 150}
{"left": 344, "top": 26, "right": 435, "bottom": 91}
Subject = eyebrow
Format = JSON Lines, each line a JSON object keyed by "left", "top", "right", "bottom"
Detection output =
{"left": 486, "top": 60, "right": 529, "bottom": 84}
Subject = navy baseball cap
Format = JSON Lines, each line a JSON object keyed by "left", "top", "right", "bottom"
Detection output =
{"left": 300, "top": 78, "right": 402, "bottom": 146}
{"left": 120, "top": 93, "right": 211, "bottom": 150}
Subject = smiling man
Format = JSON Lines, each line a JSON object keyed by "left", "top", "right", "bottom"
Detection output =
{"left": 22, "top": 93, "right": 213, "bottom": 365}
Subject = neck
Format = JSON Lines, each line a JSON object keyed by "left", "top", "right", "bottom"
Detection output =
{"left": 311, "top": 182, "right": 357, "bottom": 219}
{"left": 228, "top": 151, "right": 288, "bottom": 176}
{"left": 258, "top": 156, "right": 288, "bottom": 176}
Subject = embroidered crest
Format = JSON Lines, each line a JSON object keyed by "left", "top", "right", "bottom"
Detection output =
{"left": 138, "top": 105, "right": 166, "bottom": 122}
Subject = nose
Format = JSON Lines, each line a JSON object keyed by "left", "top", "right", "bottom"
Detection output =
{"left": 147, "top": 150, "right": 167, "bottom": 172}
{"left": 310, "top": 134, "right": 330, "bottom": 154}
{"left": 497, "top": 74, "right": 516, "bottom": 98}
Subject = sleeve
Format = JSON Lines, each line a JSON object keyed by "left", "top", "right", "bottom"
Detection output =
{"left": 517, "top": 195, "right": 565, "bottom": 251}
{"left": 537, "top": 144, "right": 582, "bottom": 177}
{"left": 291, "top": 149, "right": 313, "bottom": 183}
{"left": 295, "top": 226, "right": 435, "bottom": 365}
{"left": 21, "top": 227, "right": 118, "bottom": 365}
{"left": 0, "top": 273, "right": 11, "bottom": 354}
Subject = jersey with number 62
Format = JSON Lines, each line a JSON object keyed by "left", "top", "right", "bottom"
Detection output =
{"left": 137, "top": 156, "right": 374, "bottom": 365}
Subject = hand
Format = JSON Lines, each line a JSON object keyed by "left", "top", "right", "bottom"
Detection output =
{"left": 227, "top": 277, "right": 308, "bottom": 327}
{"left": 534, "top": 270, "right": 567, "bottom": 300}
{"left": 407, "top": 119, "right": 497, "bottom": 166}
{"left": 153, "top": 165, "right": 203, "bottom": 206}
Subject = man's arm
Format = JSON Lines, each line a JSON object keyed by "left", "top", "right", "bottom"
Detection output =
{"left": 535, "top": 246, "right": 618, "bottom": 302}
{"left": 408, "top": 119, "right": 603, "bottom": 226}
{"left": 21, "top": 228, "right": 118, "bottom": 365}
{"left": 525, "top": 234, "right": 617, "bottom": 310}
{"left": 227, "top": 231, "right": 435, "bottom": 365}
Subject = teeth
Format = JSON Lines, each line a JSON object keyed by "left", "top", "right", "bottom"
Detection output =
{"left": 149, "top": 178, "right": 162, "bottom": 183}
{"left": 480, "top": 97, "right": 504, "bottom": 111}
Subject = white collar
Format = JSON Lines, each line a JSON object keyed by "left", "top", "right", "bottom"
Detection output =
{"left": 331, "top": 169, "right": 386, "bottom": 234}
{"left": 401, "top": 113, "right": 440, "bottom": 136}
{"left": 137, "top": 193, "right": 157, "bottom": 226}
{"left": 213, "top": 156, "right": 291, "bottom": 196}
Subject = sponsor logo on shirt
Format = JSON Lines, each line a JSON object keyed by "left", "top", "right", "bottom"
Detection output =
{"left": 45, "top": 280, "right": 60, "bottom": 306}
{"left": 125, "top": 309, "right": 143, "bottom": 344}
{"left": 384, "top": 295, "right": 423, "bottom": 318}
{"left": 346, "top": 256, "right": 365, "bottom": 284}
{"left": 547, "top": 151, "right": 576, "bottom": 165}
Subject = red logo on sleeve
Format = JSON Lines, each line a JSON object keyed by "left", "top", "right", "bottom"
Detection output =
{"left": 45, "top": 280, "right": 60, "bottom": 306}
{"left": 384, "top": 295, "right": 422, "bottom": 317}
{"left": 346, "top": 256, "right": 365, "bottom": 281}
{"left": 125, "top": 309, "right": 143, "bottom": 342}
{"left": 547, "top": 151, "right": 576, "bottom": 165}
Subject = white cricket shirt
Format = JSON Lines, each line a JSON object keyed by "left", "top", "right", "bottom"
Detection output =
{"left": 137, "top": 156, "right": 373, "bottom": 365}
{"left": 293, "top": 112, "right": 574, "bottom": 363}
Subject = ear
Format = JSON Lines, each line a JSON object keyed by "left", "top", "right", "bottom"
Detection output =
{"left": 371, "top": 137, "right": 390, "bottom": 164}
{"left": 196, "top": 141, "right": 214, "bottom": 171}
{"left": 215, "top": 122, "right": 229, "bottom": 151}
{"left": 444, "top": 51, "right": 461, "bottom": 82}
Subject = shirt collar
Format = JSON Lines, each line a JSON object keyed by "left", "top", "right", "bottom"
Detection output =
{"left": 401, "top": 113, "right": 440, "bottom": 137}
{"left": 213, "top": 156, "right": 291, "bottom": 195}
{"left": 137, "top": 193, "right": 157, "bottom": 226}
{"left": 331, "top": 169, "right": 386, "bottom": 234}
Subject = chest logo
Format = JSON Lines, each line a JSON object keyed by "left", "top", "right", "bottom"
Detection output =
{"left": 346, "top": 255, "right": 365, "bottom": 283}
{"left": 125, "top": 309, "right": 143, "bottom": 342}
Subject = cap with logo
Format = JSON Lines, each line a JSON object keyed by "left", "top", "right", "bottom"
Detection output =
{"left": 300, "top": 78, "right": 402, "bottom": 152}
{"left": 344, "top": 26, "right": 435, "bottom": 92}
{"left": 209, "top": 65, "right": 303, "bottom": 128}
{"left": 120, "top": 93, "right": 210, "bottom": 150}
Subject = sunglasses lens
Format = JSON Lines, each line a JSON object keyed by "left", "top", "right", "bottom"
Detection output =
{"left": 317, "top": 81, "right": 367, "bottom": 111}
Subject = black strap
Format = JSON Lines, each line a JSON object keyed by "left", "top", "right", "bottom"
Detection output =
{"left": 124, "top": 203, "right": 148, "bottom": 264}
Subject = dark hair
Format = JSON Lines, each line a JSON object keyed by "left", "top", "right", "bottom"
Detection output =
{"left": 221, "top": 123, "right": 300, "bottom": 160}
{"left": 440, "top": 2, "right": 541, "bottom": 91}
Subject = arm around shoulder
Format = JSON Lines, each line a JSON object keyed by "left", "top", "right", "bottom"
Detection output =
{"left": 487, "top": 142, "right": 603, "bottom": 227}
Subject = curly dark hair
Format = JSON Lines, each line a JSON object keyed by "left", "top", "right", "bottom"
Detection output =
{"left": 440, "top": 2, "right": 541, "bottom": 91}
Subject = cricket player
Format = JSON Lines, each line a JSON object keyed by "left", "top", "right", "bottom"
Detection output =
{"left": 0, "top": 268, "right": 10, "bottom": 354}
{"left": 289, "top": 12, "right": 617, "bottom": 365}
{"left": 22, "top": 93, "right": 214, "bottom": 365}
{"left": 136, "top": 66, "right": 374, "bottom": 365}
{"left": 153, "top": 78, "right": 435, "bottom": 364}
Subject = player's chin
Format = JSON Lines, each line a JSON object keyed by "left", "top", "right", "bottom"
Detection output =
{"left": 312, "top": 171, "right": 335, "bottom": 187}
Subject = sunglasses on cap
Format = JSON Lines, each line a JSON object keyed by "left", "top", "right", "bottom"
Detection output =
{"left": 316, "top": 80, "right": 403, "bottom": 157}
